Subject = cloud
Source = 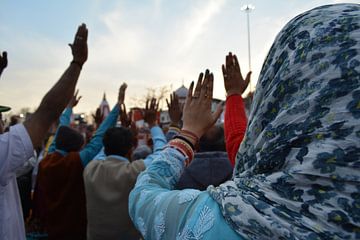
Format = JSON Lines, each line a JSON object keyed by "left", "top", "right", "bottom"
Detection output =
{"left": 174, "top": 0, "right": 227, "bottom": 54}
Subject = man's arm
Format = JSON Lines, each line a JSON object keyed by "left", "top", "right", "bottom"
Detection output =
{"left": 79, "top": 83, "right": 127, "bottom": 166}
{"left": 48, "top": 90, "right": 82, "bottom": 154}
{"left": 143, "top": 126, "right": 167, "bottom": 167}
{"left": 23, "top": 24, "right": 88, "bottom": 148}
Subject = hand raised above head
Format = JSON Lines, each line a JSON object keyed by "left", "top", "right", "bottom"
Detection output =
{"left": 166, "top": 92, "right": 182, "bottom": 126}
{"left": 92, "top": 107, "right": 104, "bottom": 127}
{"left": 118, "top": 83, "right": 128, "bottom": 106}
{"left": 0, "top": 51, "right": 8, "bottom": 71}
{"left": 144, "top": 98, "right": 159, "bottom": 128}
{"left": 67, "top": 89, "right": 82, "bottom": 108}
{"left": 120, "top": 103, "right": 131, "bottom": 128}
{"left": 69, "top": 23, "right": 88, "bottom": 67}
{"left": 222, "top": 52, "right": 251, "bottom": 97}
{"left": 182, "top": 70, "right": 223, "bottom": 140}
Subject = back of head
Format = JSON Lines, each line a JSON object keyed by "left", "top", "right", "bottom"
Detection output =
{"left": 103, "top": 127, "right": 133, "bottom": 157}
{"left": 199, "top": 125, "right": 226, "bottom": 152}
{"left": 55, "top": 126, "right": 84, "bottom": 152}
{"left": 131, "top": 145, "right": 152, "bottom": 161}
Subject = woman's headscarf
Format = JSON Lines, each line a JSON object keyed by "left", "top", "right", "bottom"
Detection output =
{"left": 208, "top": 4, "right": 360, "bottom": 239}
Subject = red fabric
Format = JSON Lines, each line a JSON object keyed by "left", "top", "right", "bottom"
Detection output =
{"left": 36, "top": 152, "right": 86, "bottom": 240}
{"left": 224, "top": 95, "right": 247, "bottom": 167}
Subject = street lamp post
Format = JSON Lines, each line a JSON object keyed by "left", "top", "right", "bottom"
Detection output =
{"left": 241, "top": 4, "right": 255, "bottom": 90}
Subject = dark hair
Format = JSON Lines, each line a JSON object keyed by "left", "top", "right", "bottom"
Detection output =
{"left": 103, "top": 127, "right": 133, "bottom": 157}
{"left": 199, "top": 125, "right": 226, "bottom": 152}
{"left": 55, "top": 126, "right": 84, "bottom": 152}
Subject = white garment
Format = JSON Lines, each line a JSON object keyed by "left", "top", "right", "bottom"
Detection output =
{"left": 0, "top": 124, "right": 34, "bottom": 240}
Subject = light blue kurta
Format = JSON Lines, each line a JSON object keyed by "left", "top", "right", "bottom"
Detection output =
{"left": 129, "top": 147, "right": 243, "bottom": 240}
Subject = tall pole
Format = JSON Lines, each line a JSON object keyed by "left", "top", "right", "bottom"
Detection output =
{"left": 246, "top": 10, "right": 251, "bottom": 71}
{"left": 241, "top": 4, "right": 254, "bottom": 91}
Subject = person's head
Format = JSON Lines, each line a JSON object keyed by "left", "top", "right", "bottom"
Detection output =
{"left": 199, "top": 125, "right": 225, "bottom": 152}
{"left": 9, "top": 115, "right": 20, "bottom": 126}
{"left": 55, "top": 126, "right": 84, "bottom": 152}
{"left": 103, "top": 127, "right": 133, "bottom": 158}
{"left": 131, "top": 145, "right": 152, "bottom": 160}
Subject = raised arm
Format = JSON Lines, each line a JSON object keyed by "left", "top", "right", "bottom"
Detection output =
{"left": 222, "top": 52, "right": 251, "bottom": 167}
{"left": 0, "top": 51, "right": 8, "bottom": 78}
{"left": 142, "top": 98, "right": 167, "bottom": 167}
{"left": 23, "top": 24, "right": 88, "bottom": 148}
{"left": 79, "top": 83, "right": 127, "bottom": 166}
{"left": 48, "top": 90, "right": 82, "bottom": 154}
{"left": 129, "top": 71, "right": 232, "bottom": 239}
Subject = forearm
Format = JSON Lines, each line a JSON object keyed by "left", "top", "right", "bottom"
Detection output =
{"left": 151, "top": 126, "right": 167, "bottom": 152}
{"left": 48, "top": 108, "right": 73, "bottom": 153}
{"left": 79, "top": 104, "right": 120, "bottom": 166}
{"left": 224, "top": 95, "right": 247, "bottom": 167}
{"left": 24, "top": 63, "right": 81, "bottom": 147}
{"left": 166, "top": 126, "right": 180, "bottom": 142}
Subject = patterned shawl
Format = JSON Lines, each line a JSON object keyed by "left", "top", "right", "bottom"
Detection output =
{"left": 208, "top": 4, "right": 360, "bottom": 239}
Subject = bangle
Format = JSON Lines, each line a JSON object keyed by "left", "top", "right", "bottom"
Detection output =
{"left": 180, "top": 129, "right": 199, "bottom": 145}
{"left": 169, "top": 138, "right": 194, "bottom": 166}
{"left": 71, "top": 60, "right": 83, "bottom": 69}
{"left": 174, "top": 135, "right": 195, "bottom": 150}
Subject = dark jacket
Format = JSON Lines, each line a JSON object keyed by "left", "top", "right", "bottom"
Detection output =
{"left": 176, "top": 151, "right": 233, "bottom": 191}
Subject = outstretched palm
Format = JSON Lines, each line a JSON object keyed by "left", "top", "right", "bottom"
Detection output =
{"left": 222, "top": 52, "right": 251, "bottom": 96}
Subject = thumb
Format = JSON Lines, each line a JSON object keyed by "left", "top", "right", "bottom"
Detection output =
{"left": 243, "top": 71, "right": 252, "bottom": 92}
{"left": 211, "top": 103, "right": 224, "bottom": 124}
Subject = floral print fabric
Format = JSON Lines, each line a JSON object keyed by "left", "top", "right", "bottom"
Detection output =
{"left": 208, "top": 4, "right": 360, "bottom": 239}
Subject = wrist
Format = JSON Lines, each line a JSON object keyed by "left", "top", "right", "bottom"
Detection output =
{"left": 179, "top": 128, "right": 200, "bottom": 146}
{"left": 226, "top": 90, "right": 242, "bottom": 97}
{"left": 181, "top": 126, "right": 202, "bottom": 139}
{"left": 70, "top": 60, "right": 83, "bottom": 69}
{"left": 170, "top": 121, "right": 180, "bottom": 128}
{"left": 147, "top": 122, "right": 156, "bottom": 129}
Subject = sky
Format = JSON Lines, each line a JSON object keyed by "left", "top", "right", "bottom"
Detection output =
{"left": 0, "top": 0, "right": 358, "bottom": 115}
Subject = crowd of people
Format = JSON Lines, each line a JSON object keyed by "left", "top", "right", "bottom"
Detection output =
{"left": 0, "top": 3, "right": 359, "bottom": 240}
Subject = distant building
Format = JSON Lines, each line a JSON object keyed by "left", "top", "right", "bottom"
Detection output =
{"left": 99, "top": 93, "right": 110, "bottom": 120}
{"left": 174, "top": 85, "right": 188, "bottom": 105}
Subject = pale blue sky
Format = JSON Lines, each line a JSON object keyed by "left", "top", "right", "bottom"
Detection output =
{"left": 0, "top": 0, "right": 358, "bottom": 114}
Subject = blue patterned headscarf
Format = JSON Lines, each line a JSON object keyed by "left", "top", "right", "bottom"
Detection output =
{"left": 208, "top": 4, "right": 360, "bottom": 239}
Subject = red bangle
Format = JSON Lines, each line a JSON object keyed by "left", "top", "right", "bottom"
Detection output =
{"left": 169, "top": 139, "right": 194, "bottom": 166}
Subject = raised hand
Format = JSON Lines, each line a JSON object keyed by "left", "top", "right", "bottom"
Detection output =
{"left": 118, "top": 83, "right": 127, "bottom": 106}
{"left": 144, "top": 98, "right": 159, "bottom": 128}
{"left": 0, "top": 51, "right": 8, "bottom": 77}
{"left": 222, "top": 52, "right": 251, "bottom": 96}
{"left": 120, "top": 103, "right": 131, "bottom": 127}
{"left": 92, "top": 108, "right": 104, "bottom": 128}
{"left": 166, "top": 92, "right": 182, "bottom": 126}
{"left": 182, "top": 70, "right": 223, "bottom": 140}
{"left": 69, "top": 23, "right": 88, "bottom": 67}
{"left": 67, "top": 89, "right": 82, "bottom": 108}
